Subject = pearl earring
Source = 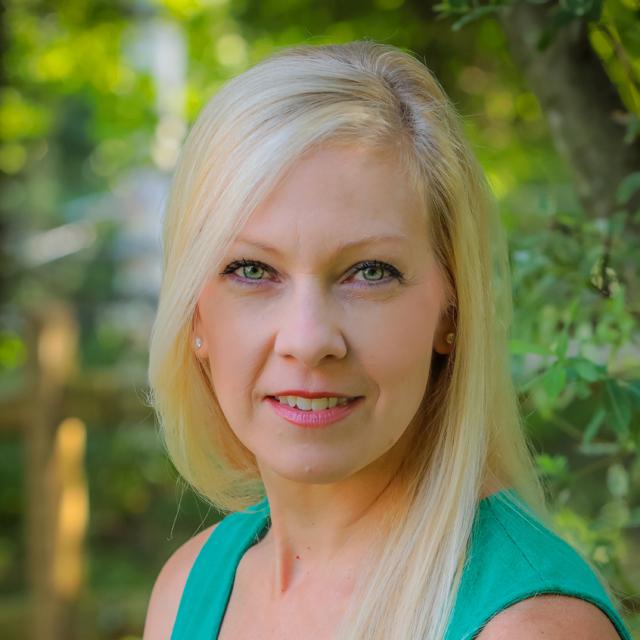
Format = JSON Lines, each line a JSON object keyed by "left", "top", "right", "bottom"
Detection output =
{"left": 194, "top": 336, "right": 203, "bottom": 350}
{"left": 445, "top": 332, "right": 455, "bottom": 345}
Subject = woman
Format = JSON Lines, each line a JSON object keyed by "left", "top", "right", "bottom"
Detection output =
{"left": 142, "top": 41, "right": 632, "bottom": 639}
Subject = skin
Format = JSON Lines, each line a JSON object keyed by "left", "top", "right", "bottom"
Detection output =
{"left": 192, "top": 143, "right": 455, "bottom": 629}
{"left": 476, "top": 594, "right": 622, "bottom": 640}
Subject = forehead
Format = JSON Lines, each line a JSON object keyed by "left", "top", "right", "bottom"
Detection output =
{"left": 233, "top": 145, "right": 428, "bottom": 255}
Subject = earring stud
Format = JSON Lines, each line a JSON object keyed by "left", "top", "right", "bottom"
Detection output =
{"left": 445, "top": 332, "right": 455, "bottom": 345}
{"left": 194, "top": 336, "right": 203, "bottom": 350}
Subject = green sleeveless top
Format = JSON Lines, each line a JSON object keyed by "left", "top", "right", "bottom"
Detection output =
{"left": 170, "top": 488, "right": 632, "bottom": 639}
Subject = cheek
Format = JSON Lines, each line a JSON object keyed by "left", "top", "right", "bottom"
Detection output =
{"left": 197, "top": 291, "right": 268, "bottom": 408}
{"left": 359, "top": 287, "right": 442, "bottom": 433}
{"left": 354, "top": 287, "right": 440, "bottom": 383}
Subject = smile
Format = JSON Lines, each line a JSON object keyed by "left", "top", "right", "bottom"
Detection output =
{"left": 265, "top": 396, "right": 363, "bottom": 428}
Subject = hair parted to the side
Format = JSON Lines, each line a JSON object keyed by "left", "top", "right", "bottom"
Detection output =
{"left": 146, "top": 40, "right": 618, "bottom": 639}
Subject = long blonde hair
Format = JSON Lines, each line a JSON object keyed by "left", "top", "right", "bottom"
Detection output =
{"left": 148, "top": 40, "right": 569, "bottom": 638}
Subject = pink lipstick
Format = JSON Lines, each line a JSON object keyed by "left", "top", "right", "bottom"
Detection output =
{"left": 265, "top": 396, "right": 363, "bottom": 428}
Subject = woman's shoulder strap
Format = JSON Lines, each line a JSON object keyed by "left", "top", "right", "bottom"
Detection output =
{"left": 170, "top": 497, "right": 270, "bottom": 640}
{"left": 446, "top": 490, "right": 632, "bottom": 640}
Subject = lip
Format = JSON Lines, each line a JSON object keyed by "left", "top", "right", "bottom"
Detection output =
{"left": 265, "top": 396, "right": 363, "bottom": 428}
{"left": 268, "top": 389, "right": 357, "bottom": 399}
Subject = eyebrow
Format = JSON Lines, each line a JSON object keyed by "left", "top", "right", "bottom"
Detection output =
{"left": 233, "top": 233, "right": 409, "bottom": 258}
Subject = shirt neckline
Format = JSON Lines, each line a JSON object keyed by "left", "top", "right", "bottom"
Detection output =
{"left": 247, "top": 486, "right": 515, "bottom": 543}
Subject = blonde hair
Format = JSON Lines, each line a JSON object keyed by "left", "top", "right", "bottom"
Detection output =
{"left": 147, "top": 40, "right": 612, "bottom": 639}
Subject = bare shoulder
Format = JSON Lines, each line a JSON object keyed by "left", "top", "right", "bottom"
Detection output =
{"left": 142, "top": 522, "right": 220, "bottom": 640}
{"left": 476, "top": 594, "right": 622, "bottom": 640}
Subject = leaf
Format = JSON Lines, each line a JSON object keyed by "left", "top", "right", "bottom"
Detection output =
{"left": 554, "top": 331, "right": 569, "bottom": 360}
{"left": 606, "top": 463, "right": 629, "bottom": 498}
{"left": 517, "top": 369, "right": 547, "bottom": 393}
{"left": 509, "top": 339, "right": 551, "bottom": 356}
{"left": 607, "top": 0, "right": 640, "bottom": 57}
{"left": 604, "top": 379, "right": 632, "bottom": 436}
{"left": 570, "top": 357, "right": 603, "bottom": 382}
{"left": 579, "top": 441, "right": 620, "bottom": 456}
{"left": 627, "top": 507, "right": 640, "bottom": 528}
{"left": 582, "top": 406, "right": 606, "bottom": 445}
{"left": 624, "top": 115, "right": 640, "bottom": 145}
{"left": 616, "top": 172, "right": 640, "bottom": 205}
{"left": 432, "top": 4, "right": 452, "bottom": 14}
{"left": 452, "top": 6, "right": 500, "bottom": 30}
{"left": 537, "top": 9, "right": 575, "bottom": 51}
{"left": 438, "top": 0, "right": 470, "bottom": 11}
{"left": 561, "top": 0, "right": 596, "bottom": 16}
{"left": 626, "top": 381, "right": 640, "bottom": 407}
{"left": 542, "top": 364, "right": 567, "bottom": 401}
{"left": 599, "top": 499, "right": 629, "bottom": 528}
{"left": 536, "top": 453, "right": 567, "bottom": 477}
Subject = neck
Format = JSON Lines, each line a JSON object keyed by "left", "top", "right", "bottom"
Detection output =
{"left": 256, "top": 436, "right": 411, "bottom": 599}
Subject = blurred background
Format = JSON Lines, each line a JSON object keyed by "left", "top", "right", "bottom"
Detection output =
{"left": 1, "top": 0, "right": 639, "bottom": 638}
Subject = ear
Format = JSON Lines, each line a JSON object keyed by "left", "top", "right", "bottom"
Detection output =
{"left": 192, "top": 304, "right": 209, "bottom": 359}
{"left": 433, "top": 305, "right": 456, "bottom": 355}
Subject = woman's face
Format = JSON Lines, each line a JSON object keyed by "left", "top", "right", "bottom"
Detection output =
{"left": 194, "top": 144, "right": 453, "bottom": 485}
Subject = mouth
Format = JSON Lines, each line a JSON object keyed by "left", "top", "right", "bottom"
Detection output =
{"left": 266, "top": 395, "right": 362, "bottom": 406}
{"left": 265, "top": 395, "right": 364, "bottom": 428}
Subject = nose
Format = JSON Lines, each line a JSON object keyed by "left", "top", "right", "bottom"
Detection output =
{"left": 272, "top": 279, "right": 348, "bottom": 367}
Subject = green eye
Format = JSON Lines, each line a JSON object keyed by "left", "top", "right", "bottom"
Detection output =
{"left": 220, "top": 259, "right": 273, "bottom": 281}
{"left": 358, "top": 263, "right": 387, "bottom": 281}
{"left": 220, "top": 258, "right": 405, "bottom": 287}
{"left": 241, "top": 264, "right": 265, "bottom": 279}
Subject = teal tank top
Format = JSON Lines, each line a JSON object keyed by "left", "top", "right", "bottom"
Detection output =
{"left": 170, "top": 488, "right": 632, "bottom": 639}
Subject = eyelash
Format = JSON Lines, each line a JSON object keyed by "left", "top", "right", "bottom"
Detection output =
{"left": 219, "top": 258, "right": 405, "bottom": 288}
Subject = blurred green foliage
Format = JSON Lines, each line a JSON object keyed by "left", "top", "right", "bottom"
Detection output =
{"left": 0, "top": 0, "right": 638, "bottom": 638}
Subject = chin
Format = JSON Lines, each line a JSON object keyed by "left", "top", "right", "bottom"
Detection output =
{"left": 262, "top": 449, "right": 377, "bottom": 485}
{"left": 271, "top": 463, "right": 348, "bottom": 484}
{"left": 254, "top": 450, "right": 347, "bottom": 482}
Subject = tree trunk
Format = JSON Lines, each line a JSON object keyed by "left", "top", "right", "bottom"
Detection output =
{"left": 25, "top": 303, "right": 85, "bottom": 640}
{"left": 497, "top": 2, "right": 640, "bottom": 224}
